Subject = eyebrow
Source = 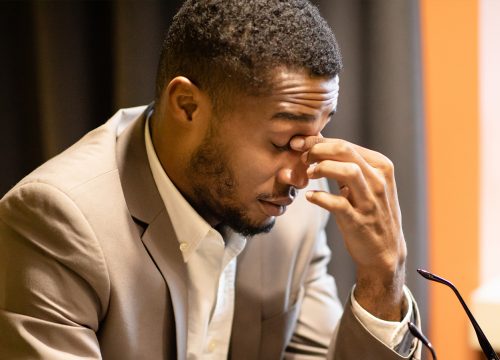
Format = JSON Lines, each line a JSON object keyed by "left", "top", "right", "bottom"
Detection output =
{"left": 271, "top": 111, "right": 336, "bottom": 123}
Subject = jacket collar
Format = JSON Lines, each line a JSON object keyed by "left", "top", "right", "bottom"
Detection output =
{"left": 115, "top": 104, "right": 188, "bottom": 360}
{"left": 116, "top": 104, "right": 163, "bottom": 224}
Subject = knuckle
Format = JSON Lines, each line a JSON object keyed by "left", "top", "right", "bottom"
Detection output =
{"left": 378, "top": 156, "right": 395, "bottom": 175}
{"left": 334, "top": 140, "right": 351, "bottom": 156}
{"left": 345, "top": 163, "right": 362, "bottom": 178}
{"left": 362, "top": 201, "right": 377, "bottom": 215}
{"left": 372, "top": 177, "right": 387, "bottom": 196}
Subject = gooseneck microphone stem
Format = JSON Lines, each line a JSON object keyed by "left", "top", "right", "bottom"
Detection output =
{"left": 408, "top": 322, "right": 437, "bottom": 360}
{"left": 417, "top": 269, "right": 499, "bottom": 360}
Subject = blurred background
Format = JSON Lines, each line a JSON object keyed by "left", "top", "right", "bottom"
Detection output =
{"left": 1, "top": 1, "right": 498, "bottom": 359}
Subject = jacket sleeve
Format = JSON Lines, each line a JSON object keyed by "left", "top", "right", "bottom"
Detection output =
{"left": 0, "top": 182, "right": 110, "bottom": 359}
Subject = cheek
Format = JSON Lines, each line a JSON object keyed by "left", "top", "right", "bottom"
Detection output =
{"left": 230, "top": 148, "right": 279, "bottom": 191}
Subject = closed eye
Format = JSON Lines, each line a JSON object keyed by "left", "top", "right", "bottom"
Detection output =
{"left": 272, "top": 142, "right": 291, "bottom": 152}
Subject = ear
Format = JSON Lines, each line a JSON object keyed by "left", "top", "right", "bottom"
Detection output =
{"left": 164, "top": 76, "right": 209, "bottom": 124}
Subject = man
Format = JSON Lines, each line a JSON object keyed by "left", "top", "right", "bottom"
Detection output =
{"left": 0, "top": 0, "right": 422, "bottom": 359}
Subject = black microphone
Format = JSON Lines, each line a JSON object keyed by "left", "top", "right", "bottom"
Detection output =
{"left": 417, "top": 269, "right": 499, "bottom": 360}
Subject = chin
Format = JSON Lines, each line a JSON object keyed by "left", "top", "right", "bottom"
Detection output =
{"left": 228, "top": 215, "right": 276, "bottom": 238}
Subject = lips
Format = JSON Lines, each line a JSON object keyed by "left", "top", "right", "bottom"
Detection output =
{"left": 258, "top": 198, "right": 293, "bottom": 217}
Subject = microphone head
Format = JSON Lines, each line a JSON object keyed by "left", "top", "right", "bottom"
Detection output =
{"left": 417, "top": 268, "right": 433, "bottom": 280}
{"left": 417, "top": 268, "right": 454, "bottom": 288}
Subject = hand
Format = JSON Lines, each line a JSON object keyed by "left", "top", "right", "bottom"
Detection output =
{"left": 290, "top": 136, "right": 408, "bottom": 321}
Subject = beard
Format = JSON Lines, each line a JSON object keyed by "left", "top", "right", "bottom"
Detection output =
{"left": 185, "top": 128, "right": 276, "bottom": 237}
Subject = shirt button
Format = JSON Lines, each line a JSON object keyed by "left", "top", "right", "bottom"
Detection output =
{"left": 208, "top": 341, "right": 216, "bottom": 352}
{"left": 179, "top": 242, "right": 188, "bottom": 252}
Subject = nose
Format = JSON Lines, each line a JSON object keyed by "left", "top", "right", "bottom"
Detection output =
{"left": 277, "top": 153, "right": 309, "bottom": 190}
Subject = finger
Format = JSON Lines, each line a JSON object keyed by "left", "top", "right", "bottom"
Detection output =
{"left": 305, "top": 190, "right": 354, "bottom": 217}
{"left": 347, "top": 143, "right": 398, "bottom": 207}
{"left": 349, "top": 143, "right": 393, "bottom": 171}
{"left": 303, "top": 141, "right": 383, "bottom": 186}
{"left": 291, "top": 135, "right": 391, "bottom": 173}
{"left": 302, "top": 139, "right": 393, "bottom": 197}
{"left": 290, "top": 135, "right": 323, "bottom": 152}
{"left": 308, "top": 160, "right": 374, "bottom": 210}
{"left": 292, "top": 136, "right": 393, "bottom": 178}
{"left": 302, "top": 140, "right": 365, "bottom": 166}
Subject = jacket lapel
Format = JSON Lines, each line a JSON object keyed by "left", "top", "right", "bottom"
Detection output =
{"left": 141, "top": 211, "right": 188, "bottom": 360}
{"left": 116, "top": 105, "right": 188, "bottom": 359}
{"left": 230, "top": 236, "right": 263, "bottom": 359}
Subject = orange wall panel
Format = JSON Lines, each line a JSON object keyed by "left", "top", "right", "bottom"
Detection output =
{"left": 420, "top": 0, "right": 479, "bottom": 359}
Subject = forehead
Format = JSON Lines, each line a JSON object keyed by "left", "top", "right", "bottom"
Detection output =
{"left": 236, "top": 69, "right": 340, "bottom": 124}
{"left": 271, "top": 68, "right": 339, "bottom": 92}
{"left": 268, "top": 68, "right": 339, "bottom": 108}
{"left": 217, "top": 68, "right": 339, "bottom": 128}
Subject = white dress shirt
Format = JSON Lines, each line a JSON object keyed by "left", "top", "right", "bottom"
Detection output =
{"left": 143, "top": 116, "right": 412, "bottom": 358}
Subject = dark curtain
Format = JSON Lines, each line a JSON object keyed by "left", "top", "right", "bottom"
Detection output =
{"left": 0, "top": 1, "right": 181, "bottom": 193}
{"left": 0, "top": 0, "right": 428, "bottom": 331}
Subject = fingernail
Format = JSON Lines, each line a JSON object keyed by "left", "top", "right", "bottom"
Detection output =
{"left": 305, "top": 190, "right": 313, "bottom": 199}
{"left": 290, "top": 137, "right": 305, "bottom": 150}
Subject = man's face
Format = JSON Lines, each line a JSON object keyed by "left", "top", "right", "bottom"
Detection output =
{"left": 185, "top": 69, "right": 339, "bottom": 237}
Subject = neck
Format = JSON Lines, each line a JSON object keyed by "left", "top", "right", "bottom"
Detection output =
{"left": 150, "top": 113, "right": 220, "bottom": 228}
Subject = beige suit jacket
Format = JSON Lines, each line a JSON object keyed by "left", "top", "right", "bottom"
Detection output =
{"left": 0, "top": 106, "right": 420, "bottom": 359}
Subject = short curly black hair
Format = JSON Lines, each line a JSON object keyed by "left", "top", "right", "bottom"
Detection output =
{"left": 155, "top": 0, "right": 342, "bottom": 110}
